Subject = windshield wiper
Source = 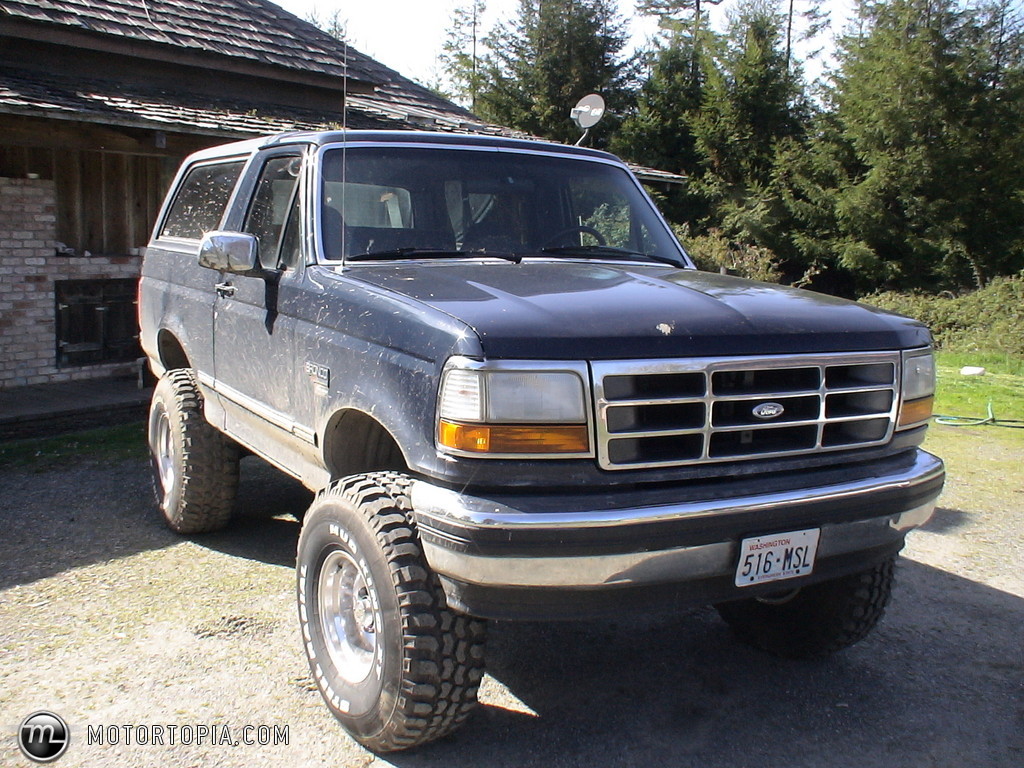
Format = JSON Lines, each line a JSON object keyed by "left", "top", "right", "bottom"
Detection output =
{"left": 347, "top": 248, "right": 522, "bottom": 263}
{"left": 347, "top": 248, "right": 470, "bottom": 261}
{"left": 539, "top": 245, "right": 683, "bottom": 268}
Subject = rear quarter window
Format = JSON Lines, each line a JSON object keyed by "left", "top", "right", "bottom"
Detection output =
{"left": 160, "top": 160, "right": 246, "bottom": 240}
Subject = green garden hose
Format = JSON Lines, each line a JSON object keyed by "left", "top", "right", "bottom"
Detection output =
{"left": 934, "top": 401, "right": 1024, "bottom": 428}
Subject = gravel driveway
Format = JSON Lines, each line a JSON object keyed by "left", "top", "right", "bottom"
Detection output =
{"left": 1, "top": 426, "right": 1021, "bottom": 767}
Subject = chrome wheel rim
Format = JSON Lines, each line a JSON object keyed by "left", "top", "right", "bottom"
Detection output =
{"left": 318, "top": 549, "right": 378, "bottom": 683}
{"left": 151, "top": 407, "right": 175, "bottom": 507}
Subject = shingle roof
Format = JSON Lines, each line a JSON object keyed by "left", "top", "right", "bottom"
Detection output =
{"left": 0, "top": 67, "right": 365, "bottom": 134}
{"left": 0, "top": 0, "right": 379, "bottom": 84}
{"left": 0, "top": 66, "right": 519, "bottom": 138}
{"left": 0, "top": 67, "right": 682, "bottom": 183}
{"left": 0, "top": 0, "right": 491, "bottom": 132}
{"left": 0, "top": 0, "right": 684, "bottom": 183}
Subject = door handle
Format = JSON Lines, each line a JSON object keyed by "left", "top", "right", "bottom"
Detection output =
{"left": 215, "top": 282, "right": 236, "bottom": 298}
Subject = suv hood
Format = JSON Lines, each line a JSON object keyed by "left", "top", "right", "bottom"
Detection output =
{"left": 340, "top": 260, "right": 930, "bottom": 359}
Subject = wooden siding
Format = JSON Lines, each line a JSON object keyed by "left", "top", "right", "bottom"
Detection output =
{"left": 0, "top": 145, "right": 170, "bottom": 256}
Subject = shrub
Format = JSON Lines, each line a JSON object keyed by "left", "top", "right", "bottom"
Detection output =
{"left": 863, "top": 275, "right": 1024, "bottom": 356}
{"left": 674, "top": 226, "right": 782, "bottom": 284}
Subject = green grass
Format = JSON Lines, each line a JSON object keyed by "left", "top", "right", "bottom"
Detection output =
{"left": 934, "top": 351, "right": 1024, "bottom": 425}
{"left": 934, "top": 350, "right": 1024, "bottom": 377}
{"left": 0, "top": 422, "right": 148, "bottom": 469}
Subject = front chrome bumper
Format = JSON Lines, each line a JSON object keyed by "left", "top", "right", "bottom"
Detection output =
{"left": 410, "top": 449, "right": 944, "bottom": 616}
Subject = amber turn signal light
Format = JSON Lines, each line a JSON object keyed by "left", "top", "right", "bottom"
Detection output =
{"left": 898, "top": 396, "right": 934, "bottom": 427}
{"left": 438, "top": 420, "right": 589, "bottom": 454}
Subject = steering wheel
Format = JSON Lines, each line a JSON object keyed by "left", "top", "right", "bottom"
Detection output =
{"left": 542, "top": 225, "right": 607, "bottom": 248}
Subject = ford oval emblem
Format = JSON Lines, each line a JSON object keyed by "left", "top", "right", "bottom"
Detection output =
{"left": 752, "top": 402, "right": 785, "bottom": 420}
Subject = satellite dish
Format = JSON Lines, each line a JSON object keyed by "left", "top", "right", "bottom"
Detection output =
{"left": 571, "top": 94, "right": 606, "bottom": 130}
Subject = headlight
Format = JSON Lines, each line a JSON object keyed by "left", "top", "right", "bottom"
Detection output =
{"left": 898, "top": 349, "right": 936, "bottom": 428}
{"left": 437, "top": 361, "right": 591, "bottom": 456}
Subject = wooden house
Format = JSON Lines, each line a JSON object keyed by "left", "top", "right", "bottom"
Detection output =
{"left": 0, "top": 0, "right": 502, "bottom": 388}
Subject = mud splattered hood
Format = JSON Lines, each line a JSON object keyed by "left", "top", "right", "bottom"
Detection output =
{"left": 333, "top": 260, "right": 931, "bottom": 359}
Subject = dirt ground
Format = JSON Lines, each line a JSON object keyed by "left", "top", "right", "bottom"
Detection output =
{"left": 1, "top": 425, "right": 1022, "bottom": 767}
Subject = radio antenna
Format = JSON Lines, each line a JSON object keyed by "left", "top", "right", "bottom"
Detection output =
{"left": 342, "top": 30, "right": 348, "bottom": 134}
{"left": 341, "top": 29, "right": 348, "bottom": 262}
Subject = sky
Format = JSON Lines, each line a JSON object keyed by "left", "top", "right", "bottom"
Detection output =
{"left": 274, "top": 0, "right": 855, "bottom": 90}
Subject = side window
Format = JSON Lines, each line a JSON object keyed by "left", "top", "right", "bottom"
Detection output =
{"left": 161, "top": 160, "right": 245, "bottom": 240}
{"left": 569, "top": 178, "right": 655, "bottom": 252}
{"left": 244, "top": 156, "right": 302, "bottom": 269}
{"left": 278, "top": 191, "right": 303, "bottom": 269}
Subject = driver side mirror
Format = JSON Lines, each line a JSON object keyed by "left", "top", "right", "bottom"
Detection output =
{"left": 198, "top": 231, "right": 267, "bottom": 276}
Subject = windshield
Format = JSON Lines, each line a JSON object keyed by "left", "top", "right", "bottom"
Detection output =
{"left": 319, "top": 145, "right": 688, "bottom": 265}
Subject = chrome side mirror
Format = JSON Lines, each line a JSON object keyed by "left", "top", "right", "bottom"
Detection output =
{"left": 198, "top": 231, "right": 260, "bottom": 274}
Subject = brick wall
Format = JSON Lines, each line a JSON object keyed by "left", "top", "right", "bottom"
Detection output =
{"left": 0, "top": 177, "right": 141, "bottom": 390}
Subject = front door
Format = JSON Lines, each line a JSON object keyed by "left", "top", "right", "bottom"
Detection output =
{"left": 212, "top": 151, "right": 315, "bottom": 474}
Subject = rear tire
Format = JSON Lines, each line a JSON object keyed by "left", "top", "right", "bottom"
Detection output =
{"left": 147, "top": 369, "right": 239, "bottom": 533}
{"left": 715, "top": 558, "right": 896, "bottom": 659}
{"left": 297, "top": 472, "right": 486, "bottom": 753}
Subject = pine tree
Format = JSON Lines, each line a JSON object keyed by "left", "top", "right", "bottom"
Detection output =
{"left": 826, "top": 0, "right": 1024, "bottom": 290}
{"left": 439, "top": 1, "right": 488, "bottom": 110}
{"left": 771, "top": 116, "right": 860, "bottom": 293}
{"left": 611, "top": 27, "right": 714, "bottom": 224}
{"left": 636, "top": 0, "right": 723, "bottom": 84}
{"left": 476, "top": 0, "right": 633, "bottom": 145}
{"left": 612, "top": 39, "right": 706, "bottom": 177}
{"left": 304, "top": 7, "right": 346, "bottom": 40}
{"left": 781, "top": 0, "right": 829, "bottom": 71}
{"left": 691, "top": 0, "right": 807, "bottom": 244}
{"left": 637, "top": 0, "right": 725, "bottom": 44}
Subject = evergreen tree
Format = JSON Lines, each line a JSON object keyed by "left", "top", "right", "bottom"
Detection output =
{"left": 438, "top": 1, "right": 488, "bottom": 110}
{"left": 616, "top": 0, "right": 814, "bottom": 265}
{"left": 781, "top": 0, "right": 829, "bottom": 71}
{"left": 612, "top": 40, "right": 706, "bottom": 177}
{"left": 611, "top": 32, "right": 713, "bottom": 224}
{"left": 476, "top": 0, "right": 633, "bottom": 145}
{"left": 637, "top": 0, "right": 725, "bottom": 46}
{"left": 691, "top": 0, "right": 808, "bottom": 244}
{"left": 771, "top": 116, "right": 860, "bottom": 293}
{"left": 635, "top": 1, "right": 724, "bottom": 86}
{"left": 304, "top": 7, "right": 346, "bottom": 40}
{"left": 824, "top": 0, "right": 1024, "bottom": 290}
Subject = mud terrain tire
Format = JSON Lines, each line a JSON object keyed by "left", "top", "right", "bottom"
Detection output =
{"left": 147, "top": 369, "right": 239, "bottom": 533}
{"left": 297, "top": 472, "right": 486, "bottom": 753}
{"left": 716, "top": 558, "right": 896, "bottom": 659}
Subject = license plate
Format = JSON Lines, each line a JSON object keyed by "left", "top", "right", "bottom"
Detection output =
{"left": 735, "top": 528, "right": 820, "bottom": 587}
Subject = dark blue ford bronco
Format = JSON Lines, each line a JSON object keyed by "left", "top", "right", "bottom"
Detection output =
{"left": 139, "top": 130, "right": 944, "bottom": 752}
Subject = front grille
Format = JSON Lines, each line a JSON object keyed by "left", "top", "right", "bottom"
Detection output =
{"left": 592, "top": 353, "right": 900, "bottom": 470}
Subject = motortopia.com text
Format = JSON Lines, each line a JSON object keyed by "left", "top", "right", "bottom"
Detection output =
{"left": 86, "top": 723, "right": 289, "bottom": 747}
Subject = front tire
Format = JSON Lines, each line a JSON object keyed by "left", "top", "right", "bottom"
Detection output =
{"left": 715, "top": 558, "right": 896, "bottom": 659}
{"left": 297, "top": 472, "right": 486, "bottom": 753}
{"left": 147, "top": 369, "right": 239, "bottom": 533}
